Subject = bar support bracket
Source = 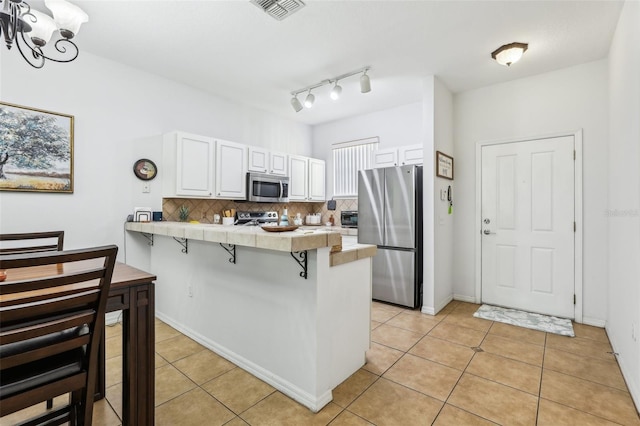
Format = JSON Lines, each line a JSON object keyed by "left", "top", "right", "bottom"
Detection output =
{"left": 290, "top": 251, "right": 308, "bottom": 279}
{"left": 172, "top": 237, "right": 188, "bottom": 254}
{"left": 141, "top": 233, "right": 154, "bottom": 246}
{"left": 219, "top": 243, "right": 236, "bottom": 264}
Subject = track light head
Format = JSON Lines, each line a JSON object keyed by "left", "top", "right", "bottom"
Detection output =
{"left": 360, "top": 70, "right": 371, "bottom": 93}
{"left": 304, "top": 91, "right": 315, "bottom": 108}
{"left": 290, "top": 96, "right": 303, "bottom": 112}
{"left": 330, "top": 82, "right": 342, "bottom": 100}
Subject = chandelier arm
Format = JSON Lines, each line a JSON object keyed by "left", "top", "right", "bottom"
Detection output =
{"left": 15, "top": 30, "right": 80, "bottom": 68}
{"left": 15, "top": 29, "right": 45, "bottom": 68}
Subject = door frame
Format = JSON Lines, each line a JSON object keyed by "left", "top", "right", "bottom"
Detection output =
{"left": 474, "top": 130, "right": 583, "bottom": 322}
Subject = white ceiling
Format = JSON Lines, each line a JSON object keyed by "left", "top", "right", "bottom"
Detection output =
{"left": 64, "top": 0, "right": 623, "bottom": 125}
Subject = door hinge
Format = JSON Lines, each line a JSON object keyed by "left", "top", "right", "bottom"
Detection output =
{"left": 574, "top": 222, "right": 576, "bottom": 232}
{"left": 574, "top": 294, "right": 576, "bottom": 305}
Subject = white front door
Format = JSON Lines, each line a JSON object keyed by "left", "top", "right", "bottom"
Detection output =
{"left": 481, "top": 136, "right": 575, "bottom": 318}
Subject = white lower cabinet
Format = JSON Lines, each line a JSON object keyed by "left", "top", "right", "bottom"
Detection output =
{"left": 289, "top": 155, "right": 325, "bottom": 202}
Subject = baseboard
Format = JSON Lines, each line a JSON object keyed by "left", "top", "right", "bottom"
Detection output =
{"left": 421, "top": 306, "right": 435, "bottom": 315}
{"left": 155, "top": 312, "right": 332, "bottom": 413}
{"left": 453, "top": 294, "right": 477, "bottom": 303}
{"left": 581, "top": 317, "right": 606, "bottom": 328}
{"left": 608, "top": 337, "right": 640, "bottom": 416}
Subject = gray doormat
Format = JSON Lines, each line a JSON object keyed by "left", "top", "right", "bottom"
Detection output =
{"left": 473, "top": 304, "right": 575, "bottom": 337}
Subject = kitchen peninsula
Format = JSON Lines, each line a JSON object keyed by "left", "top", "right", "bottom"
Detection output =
{"left": 125, "top": 222, "right": 376, "bottom": 412}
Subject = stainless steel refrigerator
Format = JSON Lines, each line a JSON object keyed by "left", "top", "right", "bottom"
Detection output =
{"left": 358, "top": 165, "right": 423, "bottom": 308}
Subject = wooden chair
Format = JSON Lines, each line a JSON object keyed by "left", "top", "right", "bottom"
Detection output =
{"left": 0, "top": 231, "right": 65, "bottom": 255}
{"left": 0, "top": 245, "right": 118, "bottom": 425}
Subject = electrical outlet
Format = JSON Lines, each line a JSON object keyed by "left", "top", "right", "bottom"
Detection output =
{"left": 142, "top": 183, "right": 150, "bottom": 193}
{"left": 187, "top": 285, "right": 193, "bottom": 297}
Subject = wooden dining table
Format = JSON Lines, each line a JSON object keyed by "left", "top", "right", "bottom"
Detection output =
{"left": 1, "top": 261, "right": 156, "bottom": 425}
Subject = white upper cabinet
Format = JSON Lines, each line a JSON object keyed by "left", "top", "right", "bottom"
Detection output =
{"left": 289, "top": 155, "right": 325, "bottom": 202}
{"left": 248, "top": 147, "right": 288, "bottom": 176}
{"left": 372, "top": 144, "right": 423, "bottom": 168}
{"left": 215, "top": 139, "right": 247, "bottom": 199}
{"left": 163, "top": 131, "right": 214, "bottom": 198}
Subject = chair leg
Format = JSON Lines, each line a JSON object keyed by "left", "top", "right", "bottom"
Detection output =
{"left": 46, "top": 399, "right": 53, "bottom": 409}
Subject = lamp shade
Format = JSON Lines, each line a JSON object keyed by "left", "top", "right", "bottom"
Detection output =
{"left": 491, "top": 42, "right": 528, "bottom": 66}
{"left": 360, "top": 73, "right": 371, "bottom": 93}
{"left": 26, "top": 10, "right": 58, "bottom": 46}
{"left": 291, "top": 96, "right": 303, "bottom": 112}
{"left": 45, "top": 0, "right": 89, "bottom": 38}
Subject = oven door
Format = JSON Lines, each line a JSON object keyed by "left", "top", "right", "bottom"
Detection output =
{"left": 247, "top": 173, "right": 288, "bottom": 203}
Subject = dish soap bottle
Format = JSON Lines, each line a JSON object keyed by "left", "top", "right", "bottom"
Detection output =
{"left": 279, "top": 208, "right": 289, "bottom": 226}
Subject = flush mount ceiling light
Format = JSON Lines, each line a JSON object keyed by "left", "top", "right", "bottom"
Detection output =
{"left": 491, "top": 42, "right": 528, "bottom": 66}
{"left": 0, "top": 0, "right": 88, "bottom": 68}
{"left": 290, "top": 67, "right": 371, "bottom": 112}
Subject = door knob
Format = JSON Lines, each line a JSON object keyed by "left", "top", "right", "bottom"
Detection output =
{"left": 483, "top": 229, "right": 495, "bottom": 235}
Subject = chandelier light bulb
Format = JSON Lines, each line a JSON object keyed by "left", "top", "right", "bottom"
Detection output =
{"left": 304, "top": 91, "right": 315, "bottom": 108}
{"left": 330, "top": 82, "right": 342, "bottom": 100}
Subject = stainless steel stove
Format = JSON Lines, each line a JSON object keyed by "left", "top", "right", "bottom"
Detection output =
{"left": 235, "top": 211, "right": 279, "bottom": 226}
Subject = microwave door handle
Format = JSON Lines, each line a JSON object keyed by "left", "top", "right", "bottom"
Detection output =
{"left": 280, "top": 181, "right": 284, "bottom": 198}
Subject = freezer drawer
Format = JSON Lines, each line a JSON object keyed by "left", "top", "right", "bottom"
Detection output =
{"left": 372, "top": 248, "right": 417, "bottom": 308}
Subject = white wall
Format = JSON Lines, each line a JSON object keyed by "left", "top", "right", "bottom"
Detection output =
{"left": 453, "top": 60, "right": 609, "bottom": 324}
{"left": 311, "top": 102, "right": 422, "bottom": 198}
{"left": 607, "top": 0, "right": 640, "bottom": 410}
{"left": 0, "top": 51, "right": 311, "bottom": 259}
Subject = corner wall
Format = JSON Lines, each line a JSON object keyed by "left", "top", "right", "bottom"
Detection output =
{"left": 452, "top": 59, "right": 609, "bottom": 325}
{"left": 607, "top": 0, "right": 640, "bottom": 411}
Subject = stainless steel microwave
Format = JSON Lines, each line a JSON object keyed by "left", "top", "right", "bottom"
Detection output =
{"left": 246, "top": 172, "right": 289, "bottom": 203}
{"left": 341, "top": 210, "right": 358, "bottom": 228}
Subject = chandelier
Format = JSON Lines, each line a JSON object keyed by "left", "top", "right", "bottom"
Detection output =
{"left": 0, "top": 0, "right": 88, "bottom": 69}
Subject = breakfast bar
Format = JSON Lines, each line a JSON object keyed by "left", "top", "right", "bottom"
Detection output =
{"left": 125, "top": 222, "right": 375, "bottom": 412}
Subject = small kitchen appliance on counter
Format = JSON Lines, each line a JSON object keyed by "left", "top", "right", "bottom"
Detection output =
{"left": 340, "top": 211, "right": 358, "bottom": 228}
{"left": 236, "top": 211, "right": 279, "bottom": 226}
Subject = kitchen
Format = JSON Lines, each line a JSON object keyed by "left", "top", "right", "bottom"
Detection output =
{"left": 1, "top": 0, "right": 639, "bottom": 424}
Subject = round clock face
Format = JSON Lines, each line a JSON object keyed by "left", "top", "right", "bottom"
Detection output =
{"left": 133, "top": 159, "right": 157, "bottom": 181}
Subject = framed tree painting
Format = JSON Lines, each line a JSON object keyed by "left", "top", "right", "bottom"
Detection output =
{"left": 0, "top": 102, "right": 74, "bottom": 193}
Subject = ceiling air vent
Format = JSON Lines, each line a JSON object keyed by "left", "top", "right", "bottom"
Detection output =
{"left": 250, "top": 0, "right": 306, "bottom": 21}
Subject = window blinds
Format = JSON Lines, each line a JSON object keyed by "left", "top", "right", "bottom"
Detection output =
{"left": 332, "top": 137, "right": 378, "bottom": 197}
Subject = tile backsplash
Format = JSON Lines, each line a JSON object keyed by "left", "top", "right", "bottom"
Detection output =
{"left": 163, "top": 198, "right": 358, "bottom": 226}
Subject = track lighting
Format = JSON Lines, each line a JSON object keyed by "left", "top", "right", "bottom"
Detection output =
{"left": 304, "top": 91, "right": 315, "bottom": 108}
{"left": 330, "top": 82, "right": 342, "bottom": 100}
{"left": 289, "top": 67, "right": 371, "bottom": 112}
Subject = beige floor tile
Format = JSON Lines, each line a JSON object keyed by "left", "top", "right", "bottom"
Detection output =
{"left": 106, "top": 355, "right": 123, "bottom": 388}
{"left": 328, "top": 410, "right": 374, "bottom": 425}
{"left": 488, "top": 321, "right": 546, "bottom": 346}
{"left": 106, "top": 382, "right": 123, "bottom": 420}
{"left": 105, "top": 322, "right": 123, "bottom": 339}
{"left": 224, "top": 417, "right": 250, "bottom": 426}
{"left": 331, "top": 369, "right": 378, "bottom": 408}
{"left": 448, "top": 374, "right": 538, "bottom": 426}
{"left": 442, "top": 310, "right": 493, "bottom": 332}
{"left": 156, "top": 352, "right": 169, "bottom": 368}
{"left": 544, "top": 347, "right": 627, "bottom": 391}
{"left": 240, "top": 392, "right": 342, "bottom": 426}
{"left": 409, "top": 335, "right": 475, "bottom": 370}
{"left": 370, "top": 323, "right": 423, "bottom": 351}
{"left": 202, "top": 367, "right": 275, "bottom": 414}
{"left": 546, "top": 334, "right": 615, "bottom": 361}
{"left": 371, "top": 301, "right": 405, "bottom": 314}
{"left": 386, "top": 311, "right": 441, "bottom": 334}
{"left": 370, "top": 320, "right": 381, "bottom": 330}
{"left": 362, "top": 342, "right": 403, "bottom": 375}
{"left": 105, "top": 334, "right": 123, "bottom": 359}
{"left": 537, "top": 398, "right": 620, "bottom": 425}
{"left": 173, "top": 349, "right": 235, "bottom": 385}
{"left": 452, "top": 302, "right": 482, "bottom": 314}
{"left": 155, "top": 388, "right": 235, "bottom": 426}
{"left": 541, "top": 369, "right": 640, "bottom": 425}
{"left": 383, "top": 353, "right": 462, "bottom": 401}
{"left": 572, "top": 323, "right": 610, "bottom": 343}
{"left": 155, "top": 320, "right": 182, "bottom": 343}
{"left": 480, "top": 333, "right": 544, "bottom": 366}
{"left": 370, "top": 304, "right": 400, "bottom": 323}
{"left": 348, "top": 378, "right": 443, "bottom": 425}
{"left": 428, "top": 322, "right": 486, "bottom": 347}
{"left": 433, "top": 404, "right": 498, "bottom": 425}
{"left": 466, "top": 351, "right": 542, "bottom": 395}
{"left": 155, "top": 334, "right": 206, "bottom": 363}
{"left": 155, "top": 364, "right": 197, "bottom": 406}
{"left": 92, "top": 398, "right": 122, "bottom": 426}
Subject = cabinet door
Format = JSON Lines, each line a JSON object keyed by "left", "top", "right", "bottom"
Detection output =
{"left": 288, "top": 155, "right": 308, "bottom": 201}
{"left": 269, "top": 152, "right": 288, "bottom": 176}
{"left": 175, "top": 133, "right": 214, "bottom": 197}
{"left": 308, "top": 158, "right": 326, "bottom": 201}
{"left": 399, "top": 144, "right": 423, "bottom": 165}
{"left": 373, "top": 148, "right": 398, "bottom": 168}
{"left": 215, "top": 139, "right": 247, "bottom": 199}
{"left": 248, "top": 146, "right": 269, "bottom": 173}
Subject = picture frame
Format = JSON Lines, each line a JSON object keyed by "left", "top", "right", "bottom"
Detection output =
{"left": 0, "top": 102, "right": 74, "bottom": 193}
{"left": 436, "top": 151, "right": 454, "bottom": 180}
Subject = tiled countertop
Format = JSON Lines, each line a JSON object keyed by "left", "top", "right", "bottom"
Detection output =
{"left": 125, "top": 222, "right": 375, "bottom": 264}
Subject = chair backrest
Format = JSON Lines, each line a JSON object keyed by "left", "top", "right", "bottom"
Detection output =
{"left": 0, "top": 231, "right": 65, "bottom": 255}
{"left": 0, "top": 245, "right": 118, "bottom": 425}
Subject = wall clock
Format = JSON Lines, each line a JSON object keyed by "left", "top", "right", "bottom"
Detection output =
{"left": 133, "top": 159, "right": 157, "bottom": 181}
